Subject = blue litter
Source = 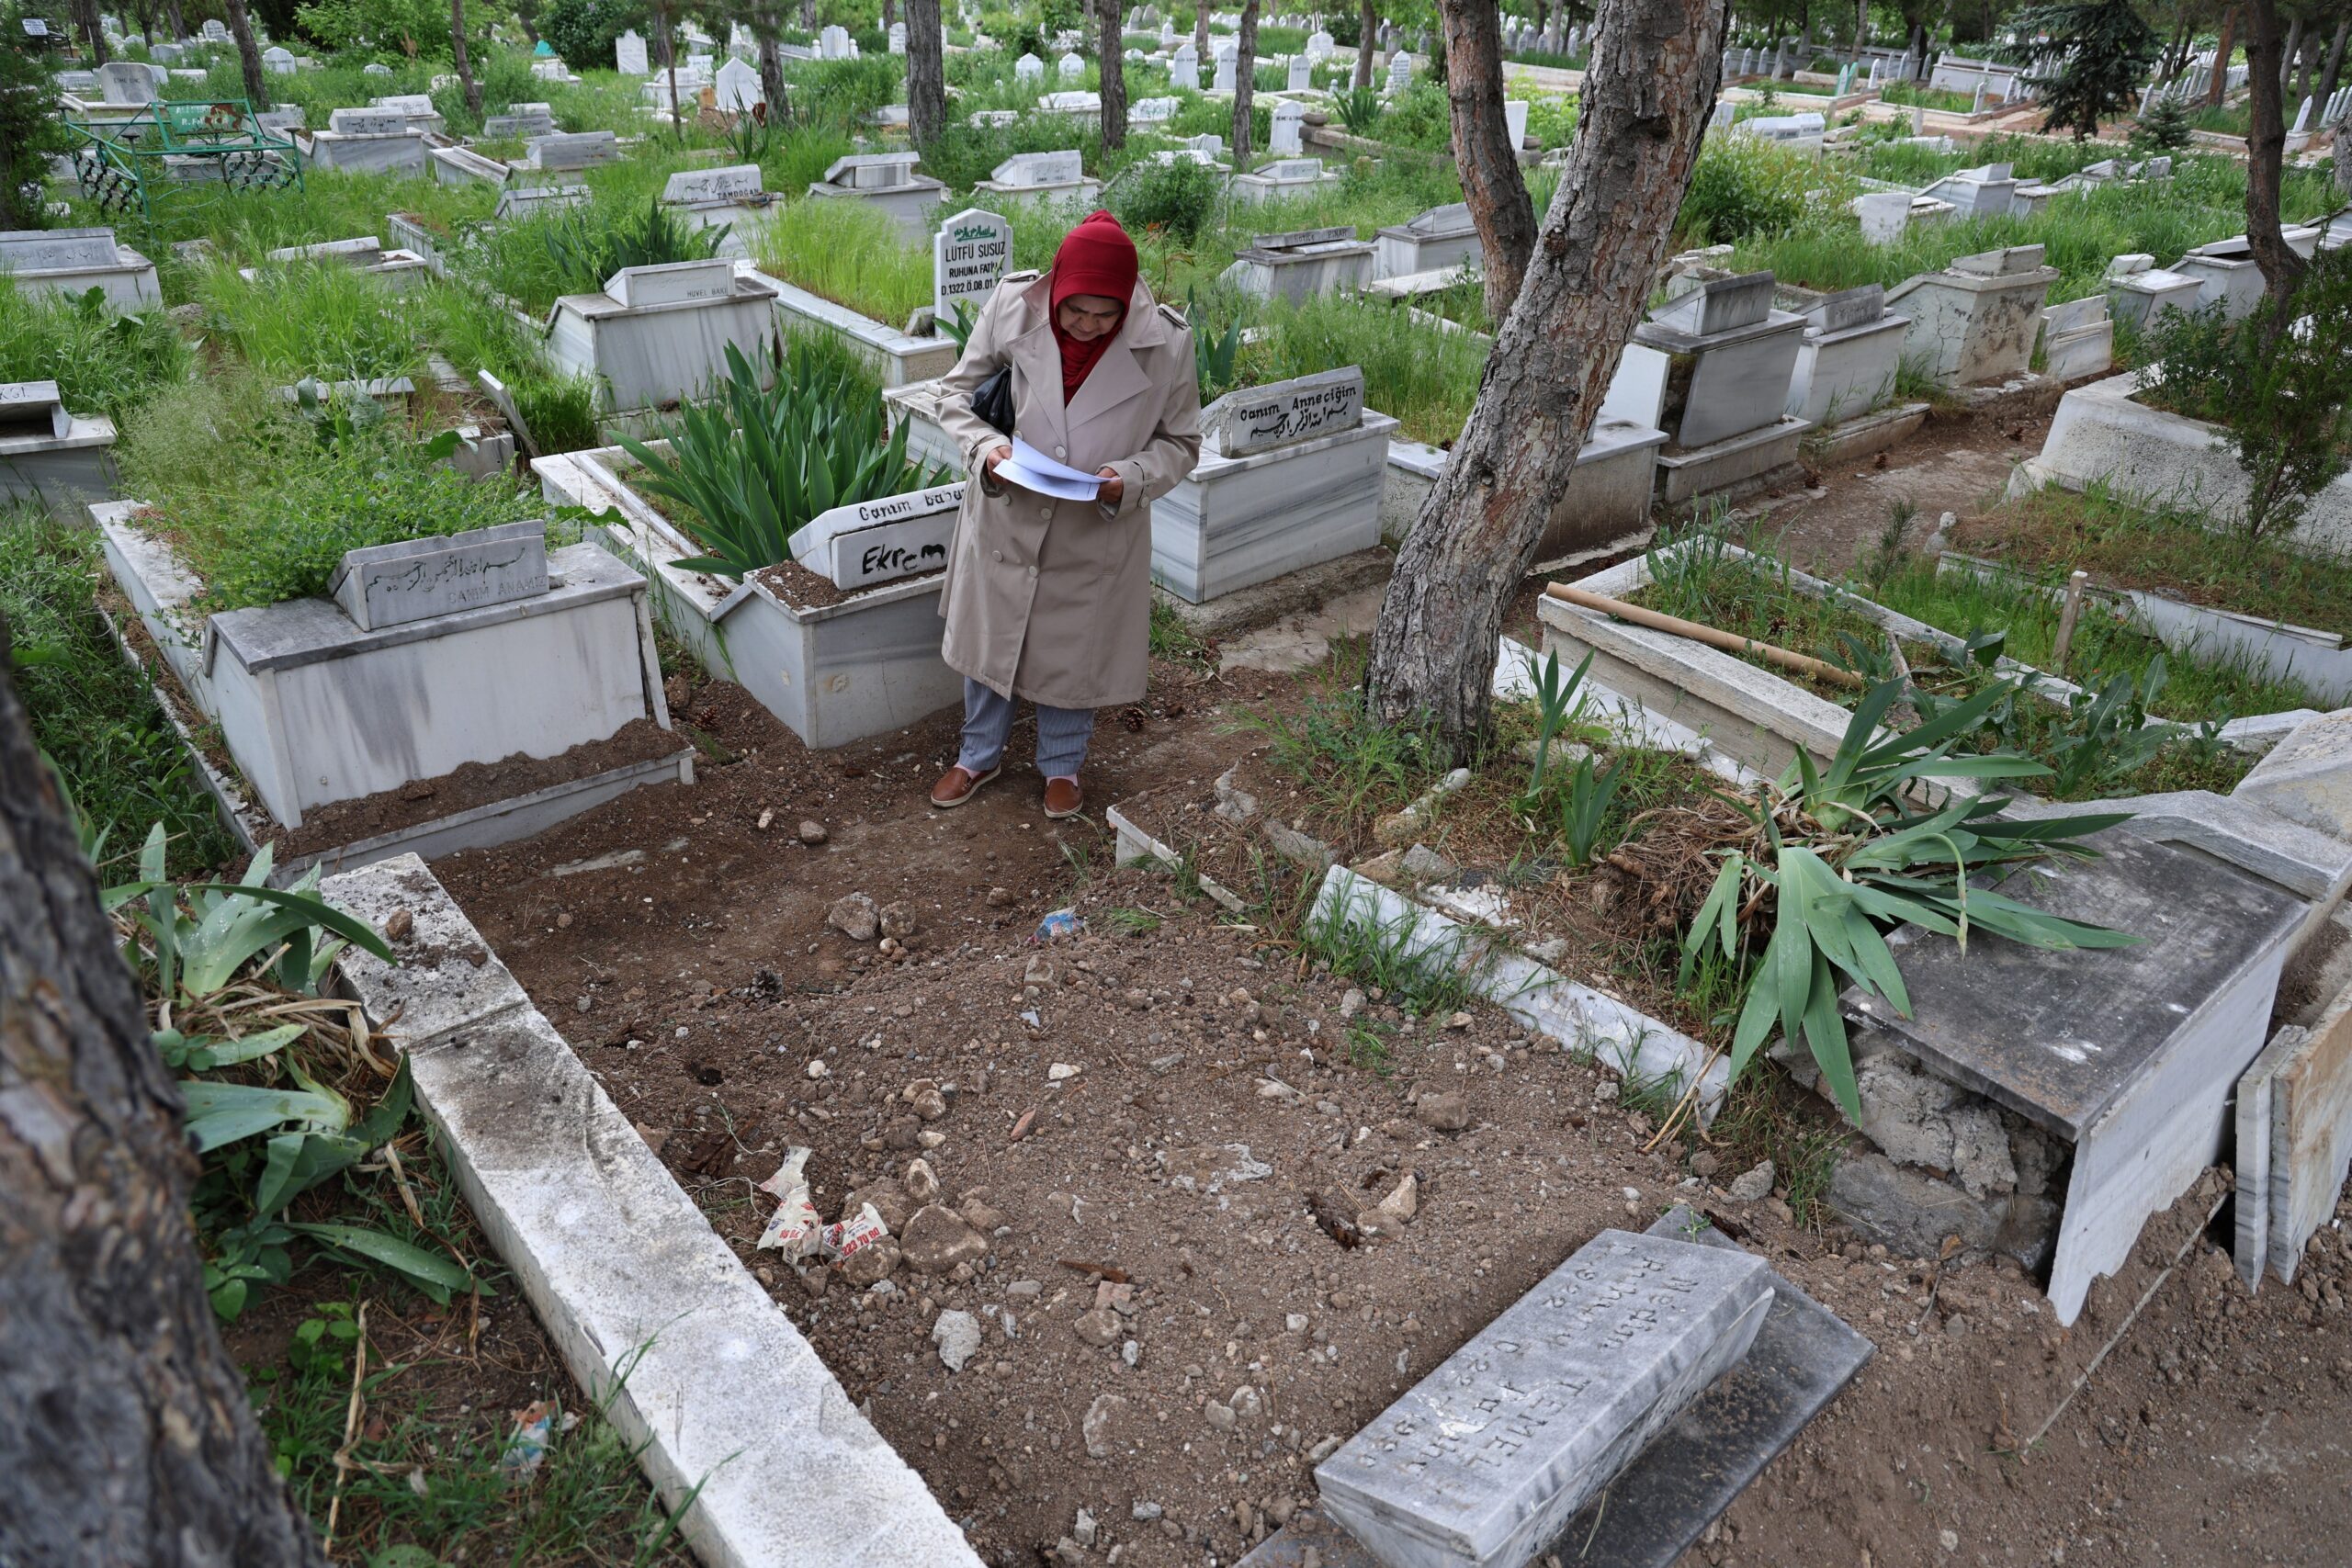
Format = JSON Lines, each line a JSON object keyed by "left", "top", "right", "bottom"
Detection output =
{"left": 1031, "top": 908, "right": 1085, "bottom": 943}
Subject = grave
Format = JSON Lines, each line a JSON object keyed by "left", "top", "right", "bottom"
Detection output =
{"left": 0, "top": 227, "right": 161, "bottom": 311}
{"left": 714, "top": 56, "right": 763, "bottom": 112}
{"left": 1631, "top": 271, "right": 1812, "bottom": 506}
{"left": 1232, "top": 155, "right": 1343, "bottom": 205}
{"left": 791, "top": 480, "right": 966, "bottom": 591}
{"left": 94, "top": 58, "right": 159, "bottom": 104}
{"left": 1014, "top": 51, "right": 1044, "bottom": 83}
{"left": 1035, "top": 89, "right": 1102, "bottom": 114}
{"left": 0, "top": 378, "right": 118, "bottom": 521}
{"left": 493, "top": 183, "right": 591, "bottom": 221}
{"left": 1269, "top": 98, "right": 1306, "bottom": 154}
{"left": 523, "top": 130, "right": 620, "bottom": 171}
{"left": 1129, "top": 96, "right": 1180, "bottom": 127}
{"left": 1214, "top": 45, "right": 1237, "bottom": 92}
{"left": 661, "top": 163, "right": 775, "bottom": 254}
{"left": 307, "top": 109, "right": 429, "bottom": 174}
{"left": 98, "top": 505, "right": 685, "bottom": 852}
{"left": 889, "top": 20, "right": 907, "bottom": 53}
{"left": 2039, "top": 291, "right": 2113, "bottom": 380}
{"left": 1837, "top": 828, "right": 2307, "bottom": 1325}
{"left": 1154, "top": 366, "right": 1397, "bottom": 603}
{"left": 543, "top": 260, "right": 781, "bottom": 418}
{"left": 820, "top": 23, "right": 855, "bottom": 58}
{"left": 1386, "top": 51, "right": 1413, "bottom": 94}
{"left": 1171, "top": 42, "right": 1200, "bottom": 89}
{"left": 1373, "top": 202, "right": 1480, "bottom": 281}
{"left": 1737, "top": 110, "right": 1826, "bottom": 147}
{"left": 430, "top": 142, "right": 512, "bottom": 186}
{"left": 1917, "top": 161, "right": 2018, "bottom": 217}
{"left": 257, "top": 233, "right": 432, "bottom": 292}
{"left": 1784, "top": 283, "right": 1908, "bottom": 425}
{"left": 1058, "top": 50, "right": 1083, "bottom": 79}
{"left": 1384, "top": 413, "right": 1668, "bottom": 567}
{"left": 1884, "top": 243, "right": 2059, "bottom": 388}
{"left": 971, "top": 150, "right": 1100, "bottom": 209}
{"left": 806, "top": 152, "right": 948, "bottom": 243}
{"left": 2171, "top": 234, "right": 2280, "bottom": 322}
{"left": 538, "top": 447, "right": 964, "bottom": 749}
{"left": 932, "top": 207, "right": 1012, "bottom": 325}
{"left": 1286, "top": 53, "right": 1311, "bottom": 91}
{"left": 368, "top": 92, "right": 446, "bottom": 136}
{"left": 1220, "top": 224, "right": 1375, "bottom": 304}
{"left": 481, "top": 100, "right": 556, "bottom": 138}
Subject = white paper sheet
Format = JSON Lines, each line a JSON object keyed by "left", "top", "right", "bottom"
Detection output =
{"left": 997, "top": 434, "right": 1104, "bottom": 502}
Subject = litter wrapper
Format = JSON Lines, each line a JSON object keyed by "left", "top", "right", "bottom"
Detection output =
{"left": 756, "top": 1146, "right": 892, "bottom": 1264}
{"left": 500, "top": 1399, "right": 571, "bottom": 1482}
{"left": 1031, "top": 908, "right": 1085, "bottom": 944}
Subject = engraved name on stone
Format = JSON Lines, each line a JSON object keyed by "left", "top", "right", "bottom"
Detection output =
{"left": 933, "top": 208, "right": 1012, "bottom": 318}
{"left": 796, "top": 482, "right": 967, "bottom": 589}
{"left": 1202, "top": 367, "right": 1364, "bottom": 457}
{"left": 330, "top": 521, "right": 548, "bottom": 631}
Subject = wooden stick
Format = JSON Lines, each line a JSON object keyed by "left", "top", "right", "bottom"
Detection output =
{"left": 1543, "top": 582, "right": 1868, "bottom": 690}
{"left": 2050, "top": 569, "right": 2090, "bottom": 675}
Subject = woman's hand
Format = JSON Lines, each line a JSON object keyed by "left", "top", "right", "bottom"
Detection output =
{"left": 1095, "top": 467, "right": 1124, "bottom": 507}
{"left": 981, "top": 444, "right": 1012, "bottom": 479}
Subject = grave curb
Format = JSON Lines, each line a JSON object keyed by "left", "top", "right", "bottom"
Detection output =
{"left": 318, "top": 854, "right": 984, "bottom": 1568}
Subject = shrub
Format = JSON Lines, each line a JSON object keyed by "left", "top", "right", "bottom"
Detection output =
{"left": 542, "top": 196, "right": 727, "bottom": 298}
{"left": 538, "top": 0, "right": 644, "bottom": 70}
{"left": 0, "top": 283, "right": 192, "bottom": 419}
{"left": 2129, "top": 94, "right": 2192, "bottom": 152}
{"left": 1677, "top": 133, "right": 1816, "bottom": 244}
{"left": 1113, "top": 154, "right": 1221, "bottom": 243}
{"left": 0, "top": 21, "right": 59, "bottom": 231}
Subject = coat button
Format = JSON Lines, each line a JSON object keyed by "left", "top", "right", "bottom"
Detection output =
{"left": 991, "top": 549, "right": 1002, "bottom": 562}
{"left": 1054, "top": 445, "right": 1066, "bottom": 458}
{"left": 1028, "top": 566, "right": 1038, "bottom": 579}
{"left": 1039, "top": 505, "right": 1051, "bottom": 518}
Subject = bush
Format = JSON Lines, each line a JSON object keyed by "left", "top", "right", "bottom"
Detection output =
{"left": 2129, "top": 94, "right": 2192, "bottom": 152}
{"left": 1676, "top": 133, "right": 1815, "bottom": 244}
{"left": 0, "top": 22, "right": 58, "bottom": 231}
{"left": 537, "top": 0, "right": 644, "bottom": 70}
{"left": 2137, "top": 250, "right": 2352, "bottom": 546}
{"left": 0, "top": 283, "right": 192, "bottom": 419}
{"left": 1113, "top": 155, "right": 1221, "bottom": 243}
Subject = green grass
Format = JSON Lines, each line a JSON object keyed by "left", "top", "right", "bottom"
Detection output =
{"left": 0, "top": 279, "right": 192, "bottom": 419}
{"left": 1299, "top": 886, "right": 1487, "bottom": 1022}
{"left": 1627, "top": 531, "right": 1888, "bottom": 703}
{"left": 1878, "top": 80, "right": 1988, "bottom": 114}
{"left": 1237, "top": 664, "right": 1453, "bottom": 846}
{"left": 1210, "top": 286, "right": 1492, "bottom": 446}
{"left": 0, "top": 510, "right": 236, "bottom": 875}
{"left": 197, "top": 260, "right": 428, "bottom": 384}
{"left": 1951, "top": 483, "right": 2352, "bottom": 637}
{"left": 754, "top": 195, "right": 935, "bottom": 324}
{"left": 1148, "top": 598, "right": 1216, "bottom": 671}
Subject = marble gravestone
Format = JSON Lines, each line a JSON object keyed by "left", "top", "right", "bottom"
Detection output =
{"left": 790, "top": 481, "right": 967, "bottom": 590}
{"left": 1058, "top": 51, "right": 1083, "bottom": 79}
{"left": 1222, "top": 224, "right": 1374, "bottom": 303}
{"left": 1634, "top": 271, "right": 1807, "bottom": 449}
{"left": 889, "top": 20, "right": 907, "bottom": 52}
{"left": 1214, "top": 45, "right": 1237, "bottom": 92}
{"left": 933, "top": 206, "right": 1012, "bottom": 321}
{"left": 714, "top": 57, "right": 763, "bottom": 111}
{"left": 615, "top": 28, "right": 650, "bottom": 73}
{"left": 1316, "top": 1229, "right": 1775, "bottom": 1568}
{"left": 1171, "top": 42, "right": 1200, "bottom": 89}
{"left": 1287, "top": 52, "right": 1311, "bottom": 90}
{"left": 526, "top": 130, "right": 620, "bottom": 170}
{"left": 1201, "top": 366, "right": 1365, "bottom": 457}
{"left": 0, "top": 378, "right": 72, "bottom": 442}
{"left": 1015, "top": 51, "right": 1044, "bottom": 83}
{"left": 1269, "top": 98, "right": 1305, "bottom": 154}
{"left": 330, "top": 521, "right": 549, "bottom": 632}
{"left": 1786, "top": 284, "right": 1910, "bottom": 425}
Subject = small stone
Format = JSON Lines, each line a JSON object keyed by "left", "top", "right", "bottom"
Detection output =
{"left": 1339, "top": 987, "right": 1365, "bottom": 1019}
{"left": 797, "top": 818, "right": 828, "bottom": 844}
{"left": 1444, "top": 1010, "right": 1474, "bottom": 1031}
{"left": 1417, "top": 1092, "right": 1471, "bottom": 1133}
{"left": 932, "top": 1309, "right": 981, "bottom": 1371}
{"left": 1122, "top": 1339, "right": 1141, "bottom": 1367}
{"left": 1006, "top": 1279, "right": 1044, "bottom": 1299}
{"left": 1690, "top": 1150, "right": 1721, "bottom": 1178}
{"left": 1286, "top": 1313, "right": 1309, "bottom": 1333}
{"left": 1939, "top": 1529, "right": 1961, "bottom": 1552}
{"left": 1132, "top": 1501, "right": 1163, "bottom": 1521}
{"left": 903, "top": 1157, "right": 942, "bottom": 1204}
{"left": 838, "top": 1237, "right": 899, "bottom": 1286}
{"left": 1229, "top": 1385, "right": 1263, "bottom": 1418}
{"left": 1213, "top": 764, "right": 1259, "bottom": 823}
{"left": 1082, "top": 1393, "right": 1129, "bottom": 1458}
{"left": 1728, "top": 1159, "right": 1777, "bottom": 1202}
{"left": 383, "top": 907, "right": 414, "bottom": 942}
{"left": 1073, "top": 1507, "right": 1099, "bottom": 1549}
{"left": 910, "top": 1087, "right": 948, "bottom": 1121}
{"left": 1376, "top": 1171, "right": 1419, "bottom": 1224}
{"left": 1204, "top": 1399, "right": 1237, "bottom": 1431}
{"left": 805, "top": 1058, "right": 831, "bottom": 1080}
{"left": 756, "top": 808, "right": 774, "bottom": 830}
{"left": 879, "top": 901, "right": 917, "bottom": 940}
{"left": 1352, "top": 849, "right": 1405, "bottom": 886}
{"left": 1049, "top": 1062, "right": 1082, "bottom": 1082}
{"left": 828, "top": 893, "right": 880, "bottom": 941}
{"left": 1398, "top": 843, "right": 1458, "bottom": 884}
{"left": 1074, "top": 1306, "right": 1123, "bottom": 1346}
{"left": 899, "top": 1204, "right": 989, "bottom": 1274}
{"left": 986, "top": 886, "right": 1014, "bottom": 907}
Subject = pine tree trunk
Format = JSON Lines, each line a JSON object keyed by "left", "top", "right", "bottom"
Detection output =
{"left": 2279, "top": 11, "right": 2301, "bottom": 96}
{"left": 908, "top": 0, "right": 945, "bottom": 145}
{"left": 2316, "top": 15, "right": 2351, "bottom": 112}
{"left": 1364, "top": 0, "right": 1727, "bottom": 756}
{"left": 2242, "top": 0, "right": 2305, "bottom": 308}
{"left": 164, "top": 0, "right": 185, "bottom": 40}
{"left": 1354, "top": 0, "right": 1377, "bottom": 85}
{"left": 800, "top": 0, "right": 815, "bottom": 30}
{"left": 1097, "top": 0, "right": 1126, "bottom": 149}
{"left": 78, "top": 0, "right": 109, "bottom": 64}
{"left": 222, "top": 0, "right": 266, "bottom": 107}
{"left": 2208, "top": 5, "right": 2236, "bottom": 106}
{"left": 655, "top": 6, "right": 681, "bottom": 133}
{"left": 0, "top": 671, "right": 328, "bottom": 1566}
{"left": 1232, "top": 0, "right": 1259, "bottom": 158}
{"left": 449, "top": 0, "right": 481, "bottom": 117}
{"left": 883, "top": 0, "right": 897, "bottom": 30}
{"left": 1436, "top": 0, "right": 1535, "bottom": 320}
{"left": 758, "top": 12, "right": 785, "bottom": 111}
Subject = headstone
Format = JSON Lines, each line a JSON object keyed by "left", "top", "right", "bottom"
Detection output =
{"left": 728, "top": 20, "right": 753, "bottom": 55}
{"left": 483, "top": 103, "right": 556, "bottom": 137}
{"left": 616, "top": 28, "right": 649, "bottom": 73}
{"left": 1214, "top": 45, "right": 1236, "bottom": 92}
{"left": 200, "top": 17, "right": 228, "bottom": 39}
{"left": 1130, "top": 96, "right": 1178, "bottom": 124}
{"left": 889, "top": 21, "right": 907, "bottom": 53}
{"left": 326, "top": 107, "right": 410, "bottom": 135}
{"left": 1171, "top": 41, "right": 1200, "bottom": 88}
{"left": 823, "top": 151, "right": 922, "bottom": 189}
{"left": 0, "top": 379, "right": 72, "bottom": 441}
{"left": 820, "top": 23, "right": 854, "bottom": 58}
{"left": 1201, "top": 366, "right": 1365, "bottom": 457}
{"left": 663, "top": 163, "right": 763, "bottom": 205}
{"left": 493, "top": 184, "right": 589, "bottom": 220}
{"left": 1854, "top": 189, "right": 1912, "bottom": 243}
{"left": 1971, "top": 79, "right": 1987, "bottom": 113}
{"left": 1316, "top": 1228, "right": 1776, "bottom": 1568}
{"left": 1505, "top": 97, "right": 1529, "bottom": 148}
{"left": 96, "top": 60, "right": 157, "bottom": 103}
{"left": 1269, "top": 98, "right": 1305, "bottom": 153}
{"left": 526, "top": 130, "right": 618, "bottom": 169}
{"left": 0, "top": 230, "right": 124, "bottom": 275}
{"left": 1648, "top": 269, "right": 1775, "bottom": 335}
{"left": 1015, "top": 51, "right": 1044, "bottom": 83}
{"left": 330, "top": 521, "right": 548, "bottom": 632}
{"left": 1058, "top": 51, "right": 1083, "bottom": 80}
{"left": 933, "top": 206, "right": 1012, "bottom": 321}
{"left": 1306, "top": 28, "right": 1333, "bottom": 60}
{"left": 1387, "top": 51, "right": 1412, "bottom": 93}
{"left": 990, "top": 150, "right": 1084, "bottom": 186}
{"left": 1286, "top": 53, "right": 1310, "bottom": 90}
{"left": 363, "top": 60, "right": 392, "bottom": 75}
{"left": 2293, "top": 95, "right": 2313, "bottom": 134}
{"left": 262, "top": 44, "right": 294, "bottom": 73}
{"left": 793, "top": 482, "right": 967, "bottom": 590}
{"left": 605, "top": 257, "right": 738, "bottom": 308}
{"left": 714, "top": 56, "right": 763, "bottom": 111}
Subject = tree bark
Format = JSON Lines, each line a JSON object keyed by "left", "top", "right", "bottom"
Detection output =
{"left": 0, "top": 669, "right": 329, "bottom": 1564}
{"left": 799, "top": 0, "right": 815, "bottom": 30}
{"left": 164, "top": 0, "right": 185, "bottom": 40}
{"left": 1354, "top": 0, "right": 1377, "bottom": 85}
{"left": 2208, "top": 4, "right": 2236, "bottom": 105}
{"left": 222, "top": 0, "right": 266, "bottom": 107}
{"left": 655, "top": 6, "right": 682, "bottom": 134}
{"left": 1098, "top": 0, "right": 1127, "bottom": 148}
{"left": 1232, "top": 0, "right": 1259, "bottom": 158}
{"left": 757, "top": 10, "right": 785, "bottom": 113}
{"left": 1364, "top": 0, "right": 1729, "bottom": 756}
{"left": 2242, "top": 0, "right": 2305, "bottom": 307}
{"left": 76, "top": 0, "right": 109, "bottom": 64}
{"left": 1437, "top": 0, "right": 1536, "bottom": 320}
{"left": 2318, "top": 14, "right": 2351, "bottom": 113}
{"left": 449, "top": 0, "right": 481, "bottom": 117}
{"left": 1195, "top": 0, "right": 1211, "bottom": 72}
{"left": 883, "top": 0, "right": 897, "bottom": 30}
{"left": 2279, "top": 8, "right": 2301, "bottom": 95}
{"left": 908, "top": 0, "right": 945, "bottom": 145}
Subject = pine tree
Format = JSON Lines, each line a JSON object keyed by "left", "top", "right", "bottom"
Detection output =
{"left": 2129, "top": 90, "right": 2191, "bottom": 151}
{"left": 2015, "top": 0, "right": 2160, "bottom": 141}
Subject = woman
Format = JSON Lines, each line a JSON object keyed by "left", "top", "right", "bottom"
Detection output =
{"left": 928, "top": 209, "right": 1203, "bottom": 819}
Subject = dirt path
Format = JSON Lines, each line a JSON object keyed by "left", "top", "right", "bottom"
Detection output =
{"left": 423, "top": 635, "right": 2352, "bottom": 1568}
{"left": 1765, "top": 408, "right": 2050, "bottom": 579}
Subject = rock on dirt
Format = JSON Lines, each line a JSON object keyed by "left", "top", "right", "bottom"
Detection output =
{"left": 827, "top": 892, "right": 880, "bottom": 941}
{"left": 1082, "top": 1393, "right": 1130, "bottom": 1458}
{"left": 899, "top": 1204, "right": 989, "bottom": 1274}
{"left": 879, "top": 900, "right": 917, "bottom": 939}
{"left": 840, "top": 1237, "right": 899, "bottom": 1285}
{"left": 932, "top": 1309, "right": 980, "bottom": 1371}
{"left": 1417, "top": 1092, "right": 1471, "bottom": 1134}
{"left": 1729, "top": 1159, "right": 1777, "bottom": 1202}
{"left": 1074, "top": 1306, "right": 1123, "bottom": 1346}
{"left": 797, "top": 818, "right": 828, "bottom": 844}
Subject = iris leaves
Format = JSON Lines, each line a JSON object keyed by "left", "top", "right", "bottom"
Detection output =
{"left": 1681, "top": 677, "right": 2137, "bottom": 1125}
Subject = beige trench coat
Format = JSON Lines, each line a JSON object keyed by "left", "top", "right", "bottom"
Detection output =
{"left": 933, "top": 268, "right": 1203, "bottom": 710}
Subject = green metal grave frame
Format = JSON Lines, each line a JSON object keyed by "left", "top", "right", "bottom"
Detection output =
{"left": 63, "top": 98, "right": 304, "bottom": 234}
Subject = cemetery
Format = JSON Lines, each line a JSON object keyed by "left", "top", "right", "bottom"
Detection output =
{"left": 5, "top": 5, "right": 2352, "bottom": 1568}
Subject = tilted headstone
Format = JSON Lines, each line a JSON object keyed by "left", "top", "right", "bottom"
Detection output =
{"left": 330, "top": 521, "right": 549, "bottom": 632}
{"left": 1201, "top": 366, "right": 1365, "bottom": 457}
{"left": 991, "top": 150, "right": 1085, "bottom": 186}
{"left": 793, "top": 482, "right": 967, "bottom": 590}
{"left": 1805, "top": 283, "right": 1885, "bottom": 333}
{"left": 934, "top": 206, "right": 1012, "bottom": 321}
{"left": 605, "top": 257, "right": 738, "bottom": 308}
{"left": 1317, "top": 1229, "right": 1776, "bottom": 1568}
{"left": 663, "top": 163, "right": 764, "bottom": 204}
{"left": 1853, "top": 189, "right": 1912, "bottom": 243}
{"left": 615, "top": 28, "right": 649, "bottom": 73}
{"left": 822, "top": 152, "right": 921, "bottom": 189}
{"left": 0, "top": 379, "right": 72, "bottom": 441}
{"left": 1647, "top": 270, "right": 1776, "bottom": 335}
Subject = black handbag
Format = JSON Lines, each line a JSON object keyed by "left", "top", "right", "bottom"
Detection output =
{"left": 970, "top": 365, "right": 1015, "bottom": 436}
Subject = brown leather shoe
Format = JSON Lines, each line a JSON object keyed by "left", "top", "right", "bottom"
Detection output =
{"left": 1043, "top": 776, "right": 1084, "bottom": 819}
{"left": 930, "top": 763, "right": 1000, "bottom": 808}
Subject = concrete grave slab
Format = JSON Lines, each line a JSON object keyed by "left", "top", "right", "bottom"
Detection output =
{"left": 329, "top": 520, "right": 549, "bottom": 631}
{"left": 2234, "top": 708, "right": 2352, "bottom": 844}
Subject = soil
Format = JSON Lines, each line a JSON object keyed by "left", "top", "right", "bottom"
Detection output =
{"left": 1767, "top": 408, "right": 2052, "bottom": 578}
{"left": 270, "top": 718, "right": 686, "bottom": 858}
{"left": 417, "top": 597, "right": 2352, "bottom": 1566}
{"left": 748, "top": 556, "right": 944, "bottom": 611}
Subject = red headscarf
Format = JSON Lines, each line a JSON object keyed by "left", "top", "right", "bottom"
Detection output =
{"left": 1048, "top": 209, "right": 1139, "bottom": 401}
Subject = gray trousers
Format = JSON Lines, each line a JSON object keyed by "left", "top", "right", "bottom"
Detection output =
{"left": 958, "top": 678, "right": 1095, "bottom": 778}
